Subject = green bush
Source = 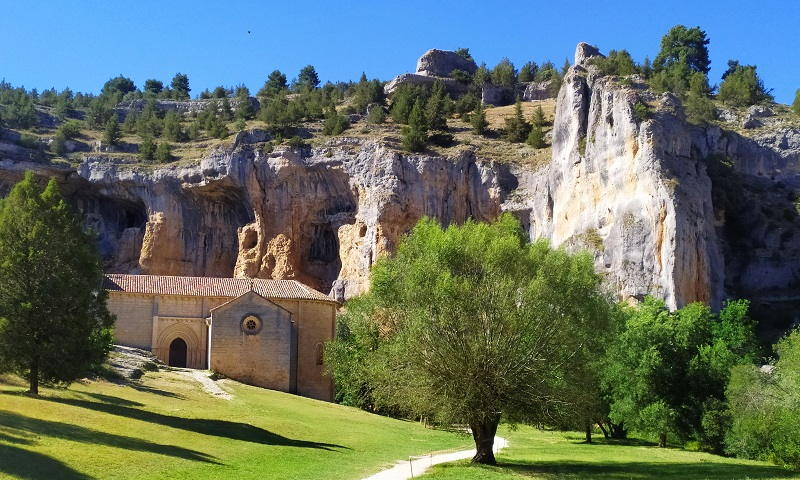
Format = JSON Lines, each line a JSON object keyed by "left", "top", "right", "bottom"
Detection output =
{"left": 103, "top": 119, "right": 121, "bottom": 146}
{"left": 684, "top": 73, "right": 716, "bottom": 125}
{"left": 58, "top": 120, "right": 83, "bottom": 140}
{"left": 718, "top": 60, "right": 772, "bottom": 107}
{"left": 155, "top": 142, "right": 172, "bottom": 162}
{"left": 589, "top": 49, "right": 638, "bottom": 76}
{"left": 526, "top": 123, "right": 545, "bottom": 148}
{"left": 633, "top": 99, "right": 651, "bottom": 122}
{"left": 322, "top": 106, "right": 349, "bottom": 135}
{"left": 726, "top": 329, "right": 800, "bottom": 469}
{"left": 287, "top": 136, "right": 306, "bottom": 149}
{"left": 366, "top": 105, "right": 386, "bottom": 124}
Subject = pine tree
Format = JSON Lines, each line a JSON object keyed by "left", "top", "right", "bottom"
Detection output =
{"left": 426, "top": 80, "right": 448, "bottom": 130}
{"left": 504, "top": 99, "right": 530, "bottom": 143}
{"left": 102, "top": 118, "right": 121, "bottom": 146}
{"left": 155, "top": 142, "right": 172, "bottom": 163}
{"left": 471, "top": 102, "right": 488, "bottom": 135}
{"left": 527, "top": 123, "right": 545, "bottom": 148}
{"left": 531, "top": 105, "right": 546, "bottom": 127}
{"left": 0, "top": 172, "right": 113, "bottom": 394}
{"left": 139, "top": 136, "right": 156, "bottom": 161}
{"left": 322, "top": 105, "right": 349, "bottom": 135}
{"left": 162, "top": 111, "right": 182, "bottom": 141}
{"left": 402, "top": 98, "right": 428, "bottom": 152}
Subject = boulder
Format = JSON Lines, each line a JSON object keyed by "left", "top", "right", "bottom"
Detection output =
{"left": 416, "top": 49, "right": 478, "bottom": 77}
{"left": 482, "top": 84, "right": 514, "bottom": 106}
{"left": 520, "top": 80, "right": 557, "bottom": 101}
{"left": 574, "top": 42, "right": 603, "bottom": 66}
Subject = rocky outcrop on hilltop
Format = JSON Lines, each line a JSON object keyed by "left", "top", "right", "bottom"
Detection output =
{"left": 416, "top": 49, "right": 478, "bottom": 77}
{"left": 115, "top": 97, "right": 260, "bottom": 120}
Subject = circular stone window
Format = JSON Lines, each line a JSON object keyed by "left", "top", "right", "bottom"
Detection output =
{"left": 241, "top": 315, "right": 262, "bottom": 335}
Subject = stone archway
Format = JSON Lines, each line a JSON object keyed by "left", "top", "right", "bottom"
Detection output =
{"left": 168, "top": 338, "right": 188, "bottom": 367}
{"left": 155, "top": 322, "right": 203, "bottom": 369}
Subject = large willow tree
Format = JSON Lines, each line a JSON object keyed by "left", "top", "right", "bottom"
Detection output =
{"left": 326, "top": 214, "right": 610, "bottom": 464}
{"left": 0, "top": 171, "right": 113, "bottom": 394}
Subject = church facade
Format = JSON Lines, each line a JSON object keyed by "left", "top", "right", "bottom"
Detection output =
{"left": 103, "top": 274, "right": 337, "bottom": 401}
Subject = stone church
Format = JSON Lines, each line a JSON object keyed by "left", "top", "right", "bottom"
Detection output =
{"left": 103, "top": 274, "right": 337, "bottom": 401}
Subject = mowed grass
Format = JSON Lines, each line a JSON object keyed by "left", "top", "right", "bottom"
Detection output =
{"left": 0, "top": 371, "right": 469, "bottom": 480}
{"left": 420, "top": 426, "right": 800, "bottom": 480}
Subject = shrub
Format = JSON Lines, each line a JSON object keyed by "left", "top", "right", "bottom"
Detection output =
{"left": 162, "top": 111, "right": 185, "bottom": 142}
{"left": 726, "top": 329, "right": 800, "bottom": 468}
{"left": 684, "top": 73, "right": 716, "bottom": 125}
{"left": 322, "top": 106, "right": 349, "bottom": 135}
{"left": 58, "top": 120, "right": 83, "bottom": 140}
{"left": 633, "top": 99, "right": 651, "bottom": 122}
{"left": 454, "top": 93, "right": 478, "bottom": 117}
{"left": 155, "top": 142, "right": 172, "bottom": 162}
{"left": 428, "top": 132, "right": 454, "bottom": 147}
{"left": 287, "top": 136, "right": 306, "bottom": 149}
{"left": 589, "top": 50, "right": 638, "bottom": 76}
{"left": 450, "top": 69, "right": 472, "bottom": 84}
{"left": 718, "top": 61, "right": 772, "bottom": 107}
{"left": 366, "top": 105, "right": 386, "bottom": 124}
{"left": 526, "top": 123, "right": 545, "bottom": 148}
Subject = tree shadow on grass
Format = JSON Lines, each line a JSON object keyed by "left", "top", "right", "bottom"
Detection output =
{"left": 33, "top": 395, "right": 348, "bottom": 451}
{"left": 0, "top": 444, "right": 95, "bottom": 480}
{"left": 0, "top": 410, "right": 220, "bottom": 464}
{"left": 498, "top": 460, "right": 799, "bottom": 479}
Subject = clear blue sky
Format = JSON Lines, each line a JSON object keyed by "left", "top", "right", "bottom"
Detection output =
{"left": 1, "top": 0, "right": 798, "bottom": 103}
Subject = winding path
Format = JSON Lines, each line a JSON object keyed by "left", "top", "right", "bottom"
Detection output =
{"left": 361, "top": 436, "right": 508, "bottom": 480}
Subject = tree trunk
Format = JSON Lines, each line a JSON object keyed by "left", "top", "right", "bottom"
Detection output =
{"left": 598, "top": 421, "right": 609, "bottom": 439}
{"left": 470, "top": 415, "right": 500, "bottom": 465}
{"left": 658, "top": 432, "right": 667, "bottom": 448}
{"left": 609, "top": 421, "right": 627, "bottom": 439}
{"left": 28, "top": 358, "right": 39, "bottom": 395}
{"left": 585, "top": 421, "right": 592, "bottom": 443}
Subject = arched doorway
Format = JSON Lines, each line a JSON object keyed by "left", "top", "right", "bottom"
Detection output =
{"left": 168, "top": 338, "right": 188, "bottom": 367}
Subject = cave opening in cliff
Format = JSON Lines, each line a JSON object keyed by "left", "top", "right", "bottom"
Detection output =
{"left": 308, "top": 223, "right": 339, "bottom": 263}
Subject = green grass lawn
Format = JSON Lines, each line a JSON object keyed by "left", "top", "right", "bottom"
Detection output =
{"left": 420, "top": 426, "right": 800, "bottom": 480}
{"left": 0, "top": 371, "right": 469, "bottom": 480}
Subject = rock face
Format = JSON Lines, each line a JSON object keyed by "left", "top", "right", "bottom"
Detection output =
{"left": 6, "top": 136, "right": 507, "bottom": 302}
{"left": 574, "top": 42, "right": 604, "bottom": 66}
{"left": 416, "top": 49, "right": 478, "bottom": 77}
{"left": 115, "top": 97, "right": 260, "bottom": 120}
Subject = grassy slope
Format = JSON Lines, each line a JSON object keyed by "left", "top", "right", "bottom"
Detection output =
{"left": 0, "top": 372, "right": 468, "bottom": 480}
{"left": 420, "top": 426, "right": 800, "bottom": 480}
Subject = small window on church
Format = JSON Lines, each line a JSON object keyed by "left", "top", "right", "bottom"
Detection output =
{"left": 242, "top": 315, "right": 262, "bottom": 335}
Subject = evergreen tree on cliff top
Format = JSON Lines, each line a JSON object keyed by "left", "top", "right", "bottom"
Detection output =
{"left": 0, "top": 172, "right": 113, "bottom": 394}
{"left": 326, "top": 215, "right": 610, "bottom": 464}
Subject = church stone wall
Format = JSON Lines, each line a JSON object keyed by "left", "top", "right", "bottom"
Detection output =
{"left": 108, "top": 293, "right": 155, "bottom": 350}
{"left": 210, "top": 292, "right": 294, "bottom": 392}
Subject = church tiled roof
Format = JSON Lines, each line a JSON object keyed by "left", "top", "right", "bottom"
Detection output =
{"left": 104, "top": 274, "right": 336, "bottom": 303}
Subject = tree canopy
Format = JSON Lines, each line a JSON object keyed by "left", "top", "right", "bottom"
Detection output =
{"left": 326, "top": 215, "right": 611, "bottom": 464}
{"left": 0, "top": 172, "right": 114, "bottom": 394}
{"left": 653, "top": 25, "right": 711, "bottom": 75}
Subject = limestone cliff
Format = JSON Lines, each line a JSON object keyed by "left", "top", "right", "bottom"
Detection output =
{"left": 1, "top": 43, "right": 799, "bottom": 334}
